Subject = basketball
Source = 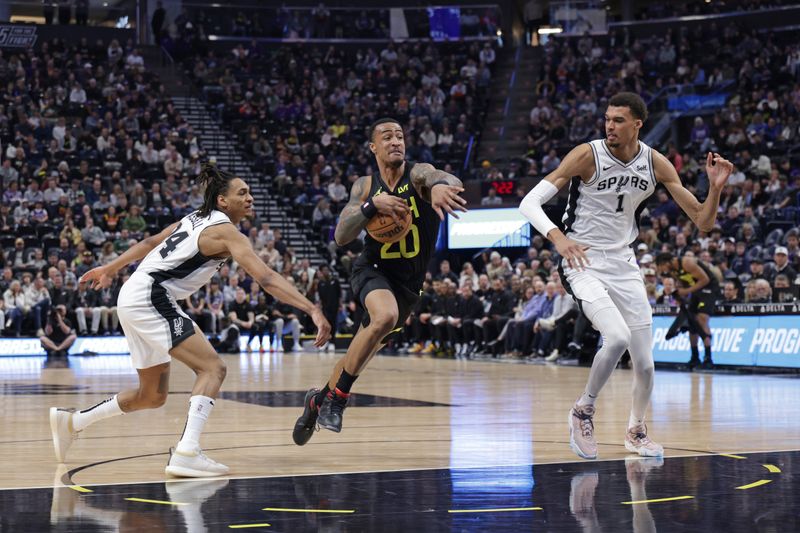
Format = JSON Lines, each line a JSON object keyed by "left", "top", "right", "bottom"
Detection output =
{"left": 366, "top": 210, "right": 412, "bottom": 243}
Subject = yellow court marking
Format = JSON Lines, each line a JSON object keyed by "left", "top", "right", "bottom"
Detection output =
{"left": 622, "top": 496, "right": 694, "bottom": 505}
{"left": 228, "top": 524, "right": 271, "bottom": 529}
{"left": 719, "top": 454, "right": 747, "bottom": 460}
{"left": 68, "top": 485, "right": 93, "bottom": 493}
{"left": 736, "top": 479, "right": 772, "bottom": 490}
{"left": 125, "top": 497, "right": 187, "bottom": 506}
{"left": 262, "top": 507, "right": 354, "bottom": 513}
{"left": 762, "top": 464, "right": 781, "bottom": 473}
{"left": 448, "top": 507, "right": 543, "bottom": 513}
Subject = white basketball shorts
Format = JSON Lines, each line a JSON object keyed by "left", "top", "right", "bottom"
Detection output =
{"left": 558, "top": 246, "right": 652, "bottom": 329}
{"left": 117, "top": 272, "right": 197, "bottom": 369}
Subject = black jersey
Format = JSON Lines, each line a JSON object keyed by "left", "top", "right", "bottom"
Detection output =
{"left": 353, "top": 162, "right": 441, "bottom": 291}
{"left": 677, "top": 257, "right": 720, "bottom": 294}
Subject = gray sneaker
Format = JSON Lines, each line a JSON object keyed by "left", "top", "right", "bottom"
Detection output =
{"left": 569, "top": 403, "right": 597, "bottom": 459}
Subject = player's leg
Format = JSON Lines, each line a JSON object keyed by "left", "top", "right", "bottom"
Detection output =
{"left": 609, "top": 263, "right": 663, "bottom": 457}
{"left": 695, "top": 312, "right": 713, "bottom": 367}
{"left": 293, "top": 285, "right": 401, "bottom": 444}
{"left": 317, "top": 289, "right": 398, "bottom": 428}
{"left": 49, "top": 362, "right": 168, "bottom": 462}
{"left": 166, "top": 324, "right": 229, "bottom": 477}
{"left": 563, "top": 266, "right": 632, "bottom": 460}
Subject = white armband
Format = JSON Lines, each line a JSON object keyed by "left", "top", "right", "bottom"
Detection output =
{"left": 519, "top": 180, "right": 559, "bottom": 239}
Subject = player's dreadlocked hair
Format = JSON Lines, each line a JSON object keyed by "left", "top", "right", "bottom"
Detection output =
{"left": 197, "top": 162, "right": 235, "bottom": 217}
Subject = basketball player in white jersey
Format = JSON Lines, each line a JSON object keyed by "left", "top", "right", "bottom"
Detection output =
{"left": 520, "top": 92, "right": 733, "bottom": 459}
{"left": 49, "top": 163, "right": 331, "bottom": 477}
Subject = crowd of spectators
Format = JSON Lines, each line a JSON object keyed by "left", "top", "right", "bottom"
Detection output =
{"left": 635, "top": 0, "right": 798, "bottom": 20}
{"left": 184, "top": 37, "right": 496, "bottom": 248}
{"left": 0, "top": 38, "right": 343, "bottom": 347}
{"left": 155, "top": 3, "right": 499, "bottom": 45}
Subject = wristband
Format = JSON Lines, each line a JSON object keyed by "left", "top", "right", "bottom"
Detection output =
{"left": 360, "top": 197, "right": 378, "bottom": 219}
{"left": 431, "top": 179, "right": 450, "bottom": 188}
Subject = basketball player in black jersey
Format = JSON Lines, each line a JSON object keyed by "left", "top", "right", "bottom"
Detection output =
{"left": 292, "top": 117, "right": 467, "bottom": 444}
{"left": 655, "top": 252, "right": 721, "bottom": 369}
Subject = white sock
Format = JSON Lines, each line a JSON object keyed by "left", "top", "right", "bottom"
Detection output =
{"left": 72, "top": 395, "right": 124, "bottom": 432}
{"left": 577, "top": 391, "right": 597, "bottom": 407}
{"left": 176, "top": 395, "right": 215, "bottom": 454}
{"left": 628, "top": 413, "right": 644, "bottom": 430}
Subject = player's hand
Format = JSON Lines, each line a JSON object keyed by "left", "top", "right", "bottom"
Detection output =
{"left": 310, "top": 306, "right": 332, "bottom": 347}
{"left": 554, "top": 236, "right": 590, "bottom": 271}
{"left": 706, "top": 152, "right": 734, "bottom": 190}
{"left": 430, "top": 183, "right": 468, "bottom": 220}
{"left": 372, "top": 193, "right": 410, "bottom": 224}
{"left": 80, "top": 266, "right": 114, "bottom": 290}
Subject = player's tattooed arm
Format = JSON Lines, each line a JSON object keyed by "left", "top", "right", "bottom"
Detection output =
{"left": 410, "top": 163, "right": 467, "bottom": 220}
{"left": 410, "top": 162, "right": 462, "bottom": 202}
{"left": 333, "top": 175, "right": 371, "bottom": 246}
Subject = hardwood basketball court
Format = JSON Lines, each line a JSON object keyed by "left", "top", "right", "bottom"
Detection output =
{"left": 0, "top": 351, "right": 798, "bottom": 531}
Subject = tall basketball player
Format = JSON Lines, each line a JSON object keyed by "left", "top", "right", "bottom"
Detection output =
{"left": 292, "top": 117, "right": 466, "bottom": 445}
{"left": 50, "top": 164, "right": 331, "bottom": 477}
{"left": 519, "top": 92, "right": 733, "bottom": 459}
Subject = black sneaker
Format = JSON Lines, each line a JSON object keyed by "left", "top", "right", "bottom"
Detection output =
{"left": 317, "top": 389, "right": 349, "bottom": 433}
{"left": 292, "top": 388, "right": 320, "bottom": 446}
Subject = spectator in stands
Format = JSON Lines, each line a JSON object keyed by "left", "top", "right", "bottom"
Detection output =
{"left": 766, "top": 246, "right": 797, "bottom": 284}
{"left": 481, "top": 187, "right": 503, "bottom": 206}
{"left": 3, "top": 280, "right": 27, "bottom": 336}
{"left": 722, "top": 281, "right": 741, "bottom": 304}
{"left": 40, "top": 305, "right": 76, "bottom": 358}
{"left": 26, "top": 276, "right": 51, "bottom": 337}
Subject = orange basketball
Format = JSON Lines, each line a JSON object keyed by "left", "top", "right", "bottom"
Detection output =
{"left": 366, "top": 210, "right": 412, "bottom": 243}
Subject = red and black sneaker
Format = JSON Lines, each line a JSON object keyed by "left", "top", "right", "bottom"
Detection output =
{"left": 317, "top": 388, "right": 350, "bottom": 433}
{"left": 292, "top": 388, "right": 321, "bottom": 446}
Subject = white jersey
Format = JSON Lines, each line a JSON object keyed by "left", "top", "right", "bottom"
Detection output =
{"left": 134, "top": 209, "right": 230, "bottom": 299}
{"left": 562, "top": 139, "right": 657, "bottom": 250}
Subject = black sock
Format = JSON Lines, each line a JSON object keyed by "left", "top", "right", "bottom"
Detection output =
{"left": 314, "top": 384, "right": 330, "bottom": 407}
{"left": 690, "top": 345, "right": 699, "bottom": 362}
{"left": 335, "top": 369, "right": 358, "bottom": 395}
{"left": 704, "top": 344, "right": 712, "bottom": 362}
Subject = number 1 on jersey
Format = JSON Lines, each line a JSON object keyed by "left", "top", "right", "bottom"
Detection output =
{"left": 160, "top": 230, "right": 190, "bottom": 258}
{"left": 616, "top": 194, "right": 624, "bottom": 213}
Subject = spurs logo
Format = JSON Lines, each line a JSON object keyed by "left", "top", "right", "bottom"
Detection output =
{"left": 173, "top": 318, "right": 183, "bottom": 337}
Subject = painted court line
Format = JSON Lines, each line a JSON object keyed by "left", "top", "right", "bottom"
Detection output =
{"left": 68, "top": 485, "right": 93, "bottom": 493}
{"left": 228, "top": 524, "right": 271, "bottom": 529}
{"left": 448, "top": 507, "right": 543, "bottom": 513}
{"left": 719, "top": 454, "right": 747, "bottom": 460}
{"left": 125, "top": 497, "right": 187, "bottom": 506}
{"left": 762, "top": 464, "right": 781, "bottom": 473}
{"left": 262, "top": 507, "right": 354, "bottom": 513}
{"left": 736, "top": 479, "right": 772, "bottom": 490}
{"left": 622, "top": 496, "right": 694, "bottom": 505}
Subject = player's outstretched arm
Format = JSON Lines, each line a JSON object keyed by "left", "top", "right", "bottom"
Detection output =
{"left": 334, "top": 175, "right": 409, "bottom": 245}
{"left": 655, "top": 151, "right": 734, "bottom": 233}
{"left": 409, "top": 163, "right": 467, "bottom": 220}
{"left": 81, "top": 222, "right": 180, "bottom": 289}
{"left": 519, "top": 143, "right": 594, "bottom": 270}
{"left": 218, "top": 225, "right": 331, "bottom": 347}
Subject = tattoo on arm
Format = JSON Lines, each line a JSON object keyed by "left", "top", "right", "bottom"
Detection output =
{"left": 410, "top": 162, "right": 463, "bottom": 202}
{"left": 334, "top": 176, "right": 370, "bottom": 246}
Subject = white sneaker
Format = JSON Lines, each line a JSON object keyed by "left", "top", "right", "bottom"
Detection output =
{"left": 273, "top": 342, "right": 284, "bottom": 352}
{"left": 624, "top": 425, "right": 664, "bottom": 457}
{"left": 545, "top": 349, "right": 560, "bottom": 362}
{"left": 326, "top": 342, "right": 336, "bottom": 352}
{"left": 165, "top": 447, "right": 229, "bottom": 478}
{"left": 292, "top": 343, "right": 302, "bottom": 352}
{"left": 539, "top": 317, "right": 556, "bottom": 331}
{"left": 50, "top": 407, "right": 79, "bottom": 462}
